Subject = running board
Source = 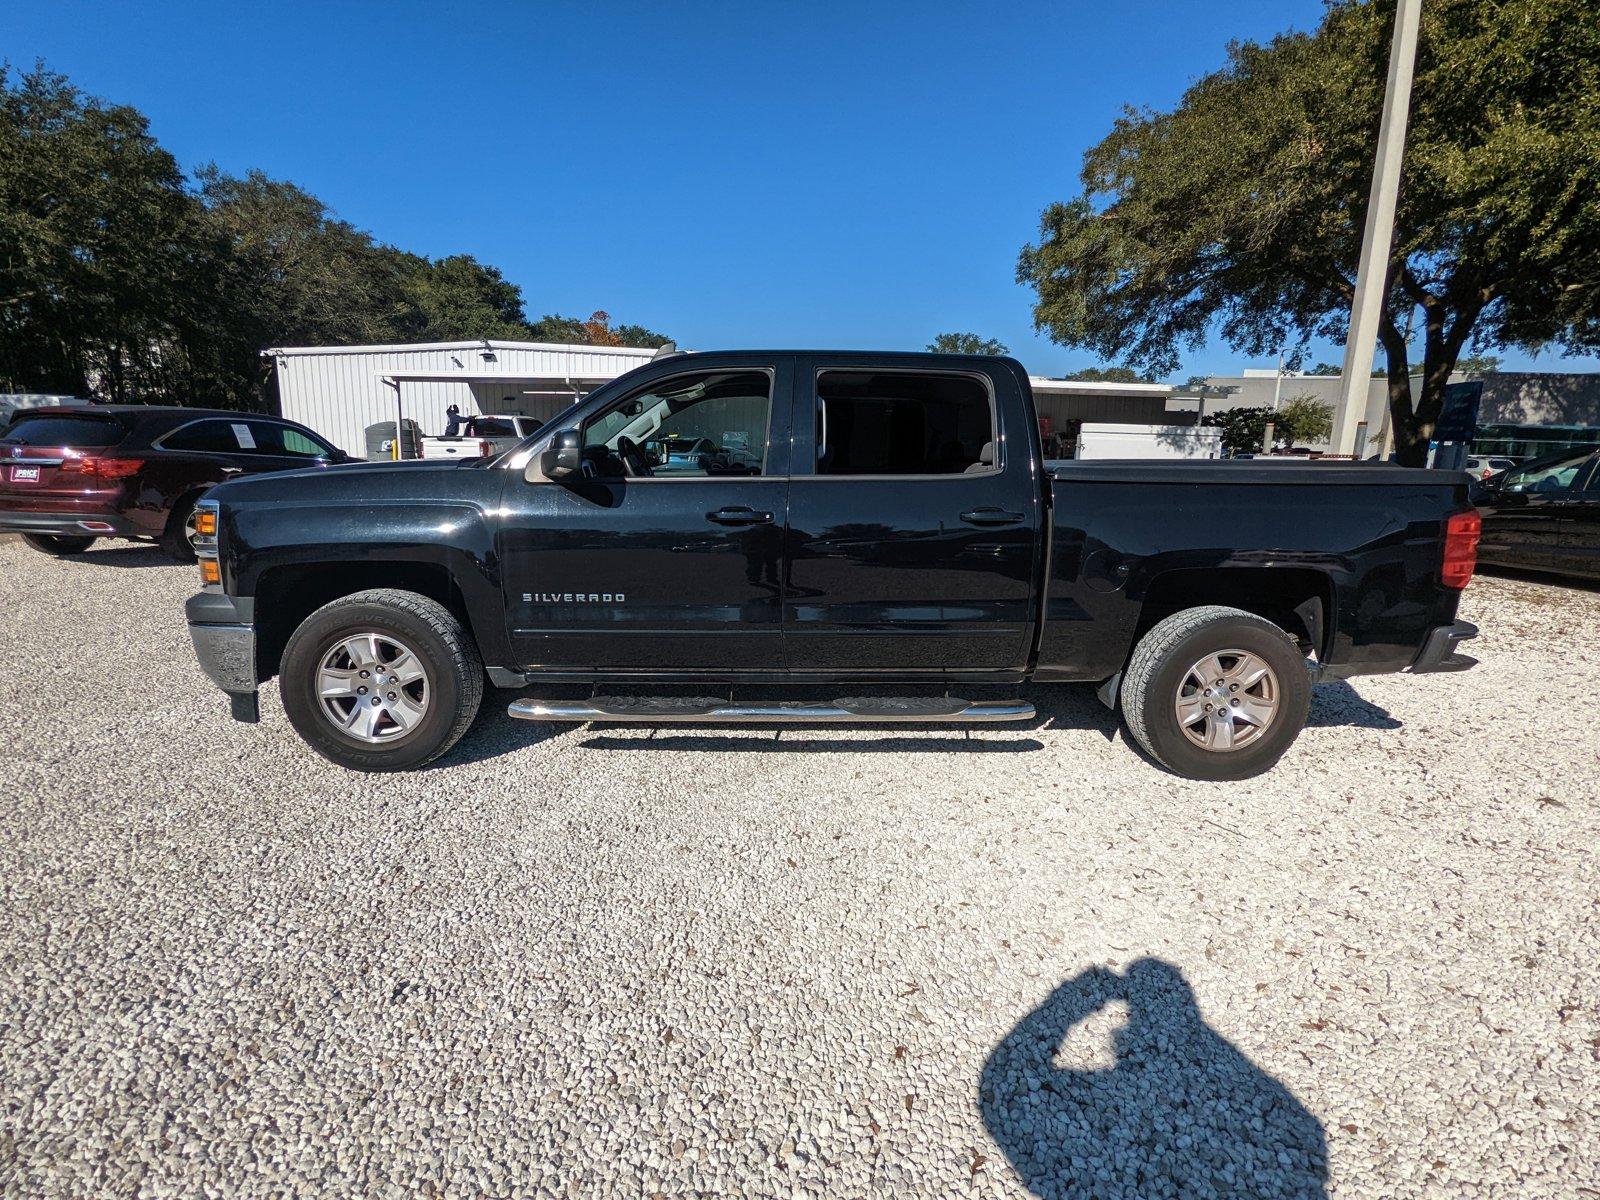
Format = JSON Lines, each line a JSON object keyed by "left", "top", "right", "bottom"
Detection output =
{"left": 506, "top": 695, "right": 1036, "bottom": 724}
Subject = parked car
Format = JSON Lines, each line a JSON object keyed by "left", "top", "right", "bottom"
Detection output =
{"left": 0, "top": 406, "right": 352, "bottom": 561}
{"left": 419, "top": 415, "right": 542, "bottom": 460}
{"left": 184, "top": 350, "right": 1481, "bottom": 780}
{"left": 1473, "top": 445, "right": 1600, "bottom": 581}
{"left": 1465, "top": 455, "right": 1518, "bottom": 481}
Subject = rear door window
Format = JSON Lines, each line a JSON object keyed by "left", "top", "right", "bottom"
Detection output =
{"left": 161, "top": 420, "right": 248, "bottom": 453}
{"left": 243, "top": 421, "right": 333, "bottom": 457}
{"left": 815, "top": 371, "right": 995, "bottom": 475}
{"left": 1, "top": 413, "right": 127, "bottom": 448}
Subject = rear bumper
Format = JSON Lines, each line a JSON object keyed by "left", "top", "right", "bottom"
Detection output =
{"left": 0, "top": 509, "right": 139, "bottom": 538}
{"left": 185, "top": 591, "right": 259, "bottom": 720}
{"left": 1408, "top": 620, "right": 1479, "bottom": 674}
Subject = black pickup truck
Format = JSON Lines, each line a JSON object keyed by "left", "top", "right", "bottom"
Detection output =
{"left": 185, "top": 350, "right": 1481, "bottom": 779}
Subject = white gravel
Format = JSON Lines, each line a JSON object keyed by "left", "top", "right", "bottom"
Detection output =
{"left": 0, "top": 538, "right": 1595, "bottom": 1199}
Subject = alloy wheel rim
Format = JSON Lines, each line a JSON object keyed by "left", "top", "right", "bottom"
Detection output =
{"left": 316, "top": 632, "right": 431, "bottom": 743}
{"left": 1174, "top": 649, "right": 1279, "bottom": 752}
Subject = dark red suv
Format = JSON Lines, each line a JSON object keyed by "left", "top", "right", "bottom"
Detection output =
{"left": 0, "top": 406, "right": 352, "bottom": 561}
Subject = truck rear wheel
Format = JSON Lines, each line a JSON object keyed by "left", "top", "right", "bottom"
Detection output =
{"left": 279, "top": 588, "right": 484, "bottom": 772}
{"left": 1120, "top": 605, "right": 1311, "bottom": 781}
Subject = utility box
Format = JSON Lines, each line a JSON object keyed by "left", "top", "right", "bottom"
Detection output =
{"left": 364, "top": 419, "right": 422, "bottom": 461}
{"left": 1075, "top": 422, "right": 1224, "bottom": 460}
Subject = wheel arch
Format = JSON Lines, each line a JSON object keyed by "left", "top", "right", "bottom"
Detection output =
{"left": 1133, "top": 567, "right": 1335, "bottom": 661}
{"left": 252, "top": 558, "right": 490, "bottom": 683}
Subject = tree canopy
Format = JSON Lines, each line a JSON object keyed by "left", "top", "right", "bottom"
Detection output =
{"left": 1063, "top": 365, "right": 1148, "bottom": 383}
{"left": 0, "top": 64, "right": 672, "bottom": 409}
{"left": 1018, "top": 0, "right": 1600, "bottom": 464}
{"left": 927, "top": 332, "right": 1009, "bottom": 355}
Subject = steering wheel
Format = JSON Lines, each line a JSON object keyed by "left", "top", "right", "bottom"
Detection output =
{"left": 615, "top": 435, "right": 652, "bottom": 478}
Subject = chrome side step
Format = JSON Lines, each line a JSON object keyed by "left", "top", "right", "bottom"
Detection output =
{"left": 506, "top": 695, "right": 1036, "bottom": 724}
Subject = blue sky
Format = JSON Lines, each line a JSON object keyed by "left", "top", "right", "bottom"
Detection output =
{"left": 4, "top": 0, "right": 1587, "bottom": 378}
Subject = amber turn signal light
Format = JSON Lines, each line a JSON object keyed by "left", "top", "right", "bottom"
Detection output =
{"left": 194, "top": 510, "right": 217, "bottom": 537}
{"left": 199, "top": 559, "right": 221, "bottom": 586}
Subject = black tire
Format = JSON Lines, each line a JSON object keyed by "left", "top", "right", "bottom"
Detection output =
{"left": 279, "top": 588, "right": 485, "bottom": 772}
{"left": 22, "top": 533, "right": 96, "bottom": 556}
{"left": 1120, "top": 605, "right": 1311, "bottom": 781}
{"left": 160, "top": 493, "right": 201, "bottom": 562}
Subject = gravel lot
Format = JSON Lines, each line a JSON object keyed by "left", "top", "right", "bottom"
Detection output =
{"left": 1, "top": 538, "right": 1596, "bottom": 1199}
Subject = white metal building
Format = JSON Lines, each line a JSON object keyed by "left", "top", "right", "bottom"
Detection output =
{"left": 264, "top": 340, "right": 661, "bottom": 459}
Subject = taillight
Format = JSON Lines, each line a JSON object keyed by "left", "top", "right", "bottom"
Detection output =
{"left": 1442, "top": 509, "right": 1481, "bottom": 589}
{"left": 60, "top": 456, "right": 144, "bottom": 479}
{"left": 479, "top": 439, "right": 493, "bottom": 457}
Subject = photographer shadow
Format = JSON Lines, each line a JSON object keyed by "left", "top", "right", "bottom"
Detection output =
{"left": 980, "top": 959, "right": 1327, "bottom": 1199}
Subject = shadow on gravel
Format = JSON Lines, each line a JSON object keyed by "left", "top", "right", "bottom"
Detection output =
{"left": 428, "top": 704, "right": 571, "bottom": 769}
{"left": 1306, "top": 679, "right": 1401, "bottom": 730}
{"left": 449, "top": 677, "right": 1397, "bottom": 766}
{"left": 58, "top": 544, "right": 176, "bottom": 569}
{"left": 1476, "top": 564, "right": 1600, "bottom": 594}
{"left": 980, "top": 960, "right": 1327, "bottom": 1200}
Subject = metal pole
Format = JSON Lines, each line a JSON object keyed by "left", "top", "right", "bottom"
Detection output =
{"left": 1334, "top": 0, "right": 1422, "bottom": 455}
{"left": 1272, "top": 351, "right": 1285, "bottom": 411}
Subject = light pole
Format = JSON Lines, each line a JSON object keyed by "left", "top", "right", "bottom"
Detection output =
{"left": 1334, "top": 0, "right": 1423, "bottom": 456}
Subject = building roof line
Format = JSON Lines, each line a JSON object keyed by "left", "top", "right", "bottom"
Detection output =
{"left": 1027, "top": 376, "right": 1174, "bottom": 395}
{"left": 262, "top": 340, "right": 660, "bottom": 358}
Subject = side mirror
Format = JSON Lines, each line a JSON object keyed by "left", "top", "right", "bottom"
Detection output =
{"left": 541, "top": 430, "right": 583, "bottom": 479}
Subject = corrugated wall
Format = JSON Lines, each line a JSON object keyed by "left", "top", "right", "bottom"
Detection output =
{"left": 1032, "top": 393, "right": 1185, "bottom": 428}
{"left": 272, "top": 343, "right": 657, "bottom": 458}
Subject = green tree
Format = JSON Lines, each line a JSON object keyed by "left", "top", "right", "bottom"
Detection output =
{"left": 400, "top": 253, "right": 530, "bottom": 342}
{"left": 611, "top": 322, "right": 674, "bottom": 349}
{"left": 1454, "top": 354, "right": 1500, "bottom": 379}
{"left": 927, "top": 332, "right": 1009, "bottom": 355}
{"left": 0, "top": 64, "right": 212, "bottom": 401}
{"left": 1201, "top": 406, "right": 1273, "bottom": 454}
{"left": 1064, "top": 365, "right": 1147, "bottom": 383}
{"left": 1277, "top": 394, "right": 1335, "bottom": 446}
{"left": 0, "top": 63, "right": 674, "bottom": 409}
{"left": 1018, "top": 0, "right": 1600, "bottom": 465}
{"left": 530, "top": 311, "right": 671, "bottom": 348}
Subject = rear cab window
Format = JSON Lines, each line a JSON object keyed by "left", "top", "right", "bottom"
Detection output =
{"left": 1, "top": 413, "right": 128, "bottom": 448}
{"left": 470, "top": 418, "right": 517, "bottom": 438}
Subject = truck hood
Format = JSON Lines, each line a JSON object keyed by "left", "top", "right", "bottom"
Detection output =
{"left": 208, "top": 457, "right": 489, "bottom": 507}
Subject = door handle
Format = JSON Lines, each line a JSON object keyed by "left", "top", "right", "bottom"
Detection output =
{"left": 706, "top": 506, "right": 774, "bottom": 526}
{"left": 960, "top": 508, "right": 1024, "bottom": 526}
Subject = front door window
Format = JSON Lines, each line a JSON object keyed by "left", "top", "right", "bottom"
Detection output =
{"left": 582, "top": 370, "right": 773, "bottom": 478}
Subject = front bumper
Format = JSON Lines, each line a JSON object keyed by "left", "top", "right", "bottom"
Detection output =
{"left": 185, "top": 591, "right": 260, "bottom": 721}
{"left": 0, "top": 510, "right": 139, "bottom": 538}
{"left": 1409, "top": 620, "right": 1479, "bottom": 674}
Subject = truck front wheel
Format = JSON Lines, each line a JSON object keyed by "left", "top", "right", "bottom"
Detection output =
{"left": 279, "top": 588, "right": 484, "bottom": 772}
{"left": 1120, "top": 605, "right": 1311, "bottom": 781}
